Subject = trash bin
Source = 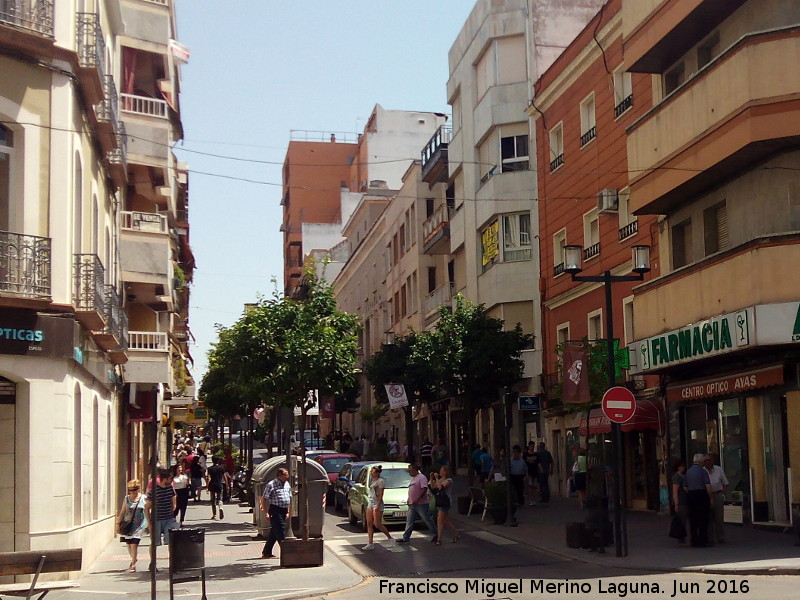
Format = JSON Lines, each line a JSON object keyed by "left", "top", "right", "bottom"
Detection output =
{"left": 252, "top": 455, "right": 328, "bottom": 538}
{"left": 169, "top": 527, "right": 206, "bottom": 572}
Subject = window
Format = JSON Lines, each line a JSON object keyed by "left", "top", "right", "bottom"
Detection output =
{"left": 617, "top": 187, "right": 638, "bottom": 239}
{"left": 475, "top": 36, "right": 526, "bottom": 100}
{"left": 671, "top": 219, "right": 693, "bottom": 269}
{"left": 553, "top": 228, "right": 566, "bottom": 276}
{"left": 0, "top": 124, "right": 12, "bottom": 230}
{"left": 399, "top": 224, "right": 406, "bottom": 253}
{"left": 480, "top": 220, "right": 500, "bottom": 273}
{"left": 622, "top": 296, "right": 634, "bottom": 346}
{"left": 588, "top": 309, "right": 603, "bottom": 341}
{"left": 400, "top": 284, "right": 407, "bottom": 318}
{"left": 580, "top": 94, "right": 596, "bottom": 146}
{"left": 583, "top": 209, "right": 599, "bottom": 260}
{"left": 478, "top": 136, "right": 498, "bottom": 185}
{"left": 698, "top": 31, "right": 721, "bottom": 69}
{"left": 704, "top": 201, "right": 728, "bottom": 255}
{"left": 549, "top": 123, "right": 564, "bottom": 171}
{"left": 557, "top": 323, "right": 570, "bottom": 348}
{"left": 452, "top": 93, "right": 462, "bottom": 132}
{"left": 664, "top": 62, "right": 685, "bottom": 95}
{"left": 427, "top": 267, "right": 436, "bottom": 294}
{"left": 501, "top": 134, "right": 529, "bottom": 172}
{"left": 503, "top": 212, "right": 531, "bottom": 261}
{"left": 613, "top": 66, "right": 633, "bottom": 117}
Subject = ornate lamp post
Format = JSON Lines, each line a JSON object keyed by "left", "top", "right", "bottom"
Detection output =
{"left": 563, "top": 244, "right": 651, "bottom": 558}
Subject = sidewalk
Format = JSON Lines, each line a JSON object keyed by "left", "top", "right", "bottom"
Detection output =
{"left": 49, "top": 500, "right": 361, "bottom": 600}
{"left": 448, "top": 476, "right": 800, "bottom": 575}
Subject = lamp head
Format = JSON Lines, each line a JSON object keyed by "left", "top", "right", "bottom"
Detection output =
{"left": 632, "top": 245, "right": 651, "bottom": 274}
{"left": 563, "top": 245, "right": 584, "bottom": 274}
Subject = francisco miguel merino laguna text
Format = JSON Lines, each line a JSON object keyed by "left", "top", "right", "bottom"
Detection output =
{"left": 378, "top": 578, "right": 751, "bottom": 597}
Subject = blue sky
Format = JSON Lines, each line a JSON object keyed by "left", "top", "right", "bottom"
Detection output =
{"left": 173, "top": 1, "right": 478, "bottom": 384}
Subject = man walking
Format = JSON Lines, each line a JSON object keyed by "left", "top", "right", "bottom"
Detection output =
{"left": 145, "top": 468, "right": 180, "bottom": 571}
{"left": 536, "top": 442, "right": 554, "bottom": 504}
{"left": 207, "top": 456, "right": 230, "bottom": 520}
{"left": 705, "top": 453, "right": 729, "bottom": 544}
{"left": 397, "top": 464, "right": 437, "bottom": 543}
{"left": 509, "top": 446, "right": 527, "bottom": 506}
{"left": 685, "top": 453, "right": 713, "bottom": 547}
{"left": 260, "top": 467, "right": 291, "bottom": 559}
{"left": 420, "top": 439, "right": 433, "bottom": 470}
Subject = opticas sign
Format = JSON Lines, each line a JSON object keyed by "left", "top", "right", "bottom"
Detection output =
{"left": 629, "top": 302, "right": 800, "bottom": 374}
{"left": 0, "top": 310, "right": 75, "bottom": 358}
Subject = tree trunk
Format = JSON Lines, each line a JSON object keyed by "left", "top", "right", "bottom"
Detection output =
{"left": 299, "top": 408, "right": 310, "bottom": 541}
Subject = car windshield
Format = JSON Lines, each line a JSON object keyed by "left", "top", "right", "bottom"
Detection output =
{"left": 380, "top": 469, "right": 412, "bottom": 489}
{"left": 320, "top": 457, "right": 351, "bottom": 473}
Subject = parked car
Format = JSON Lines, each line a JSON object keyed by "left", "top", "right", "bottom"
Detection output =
{"left": 304, "top": 449, "right": 339, "bottom": 462}
{"left": 346, "top": 462, "right": 415, "bottom": 531}
{"left": 332, "top": 461, "right": 377, "bottom": 513}
{"left": 315, "top": 453, "right": 357, "bottom": 501}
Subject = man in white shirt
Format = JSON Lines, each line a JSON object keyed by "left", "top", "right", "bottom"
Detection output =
{"left": 704, "top": 453, "right": 729, "bottom": 544}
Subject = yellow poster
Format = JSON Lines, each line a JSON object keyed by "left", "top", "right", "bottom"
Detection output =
{"left": 481, "top": 220, "right": 499, "bottom": 266}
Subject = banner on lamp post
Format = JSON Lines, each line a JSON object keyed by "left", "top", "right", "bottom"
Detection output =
{"left": 562, "top": 343, "right": 590, "bottom": 404}
{"left": 384, "top": 383, "right": 409, "bottom": 410}
{"left": 320, "top": 397, "right": 335, "bottom": 419}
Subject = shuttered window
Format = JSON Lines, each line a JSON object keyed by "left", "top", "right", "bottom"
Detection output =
{"left": 672, "top": 219, "right": 693, "bottom": 269}
{"left": 704, "top": 201, "right": 728, "bottom": 255}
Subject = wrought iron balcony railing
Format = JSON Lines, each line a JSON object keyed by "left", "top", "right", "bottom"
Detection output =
{"left": 108, "top": 121, "right": 127, "bottom": 166}
{"left": 421, "top": 124, "right": 452, "bottom": 166}
{"left": 618, "top": 219, "right": 638, "bottom": 240}
{"left": 553, "top": 262, "right": 565, "bottom": 277}
{"left": 549, "top": 154, "right": 564, "bottom": 172}
{"left": 0, "top": 230, "right": 51, "bottom": 298}
{"left": 103, "top": 284, "right": 127, "bottom": 341}
{"left": 96, "top": 74, "right": 119, "bottom": 130}
{"left": 0, "top": 0, "right": 54, "bottom": 37}
{"left": 74, "top": 253, "right": 106, "bottom": 313}
{"left": 583, "top": 242, "right": 600, "bottom": 260}
{"left": 614, "top": 94, "right": 633, "bottom": 118}
{"left": 76, "top": 12, "right": 106, "bottom": 77}
{"left": 580, "top": 126, "right": 596, "bottom": 147}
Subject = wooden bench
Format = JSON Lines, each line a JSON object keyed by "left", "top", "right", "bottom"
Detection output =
{"left": 467, "top": 487, "right": 489, "bottom": 522}
{"left": 0, "top": 549, "right": 81, "bottom": 600}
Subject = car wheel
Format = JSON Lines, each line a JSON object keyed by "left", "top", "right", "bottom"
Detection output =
{"left": 348, "top": 502, "right": 357, "bottom": 525}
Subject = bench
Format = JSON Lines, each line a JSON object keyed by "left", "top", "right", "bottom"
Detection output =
{"left": 0, "top": 548, "right": 81, "bottom": 600}
{"left": 467, "top": 487, "right": 489, "bottom": 522}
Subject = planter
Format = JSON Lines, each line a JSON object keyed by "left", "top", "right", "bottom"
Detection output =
{"left": 457, "top": 496, "right": 470, "bottom": 515}
{"left": 280, "top": 537, "right": 324, "bottom": 568}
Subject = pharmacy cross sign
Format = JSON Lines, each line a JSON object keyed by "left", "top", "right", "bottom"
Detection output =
{"left": 601, "top": 386, "right": 636, "bottom": 424}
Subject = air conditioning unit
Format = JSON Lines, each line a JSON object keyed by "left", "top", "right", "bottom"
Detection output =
{"left": 597, "top": 188, "right": 619, "bottom": 214}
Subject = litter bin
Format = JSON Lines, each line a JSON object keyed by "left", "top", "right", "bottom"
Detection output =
{"left": 252, "top": 455, "right": 328, "bottom": 538}
{"left": 169, "top": 527, "right": 206, "bottom": 572}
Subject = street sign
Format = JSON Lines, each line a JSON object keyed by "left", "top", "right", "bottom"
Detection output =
{"left": 518, "top": 395, "right": 541, "bottom": 411}
{"left": 385, "top": 383, "right": 409, "bottom": 409}
{"left": 601, "top": 386, "right": 636, "bottom": 424}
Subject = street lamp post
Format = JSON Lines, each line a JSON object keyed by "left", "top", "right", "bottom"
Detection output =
{"left": 563, "top": 244, "right": 651, "bottom": 558}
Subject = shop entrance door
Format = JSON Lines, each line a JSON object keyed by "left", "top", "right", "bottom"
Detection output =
{"left": 762, "top": 396, "right": 789, "bottom": 523}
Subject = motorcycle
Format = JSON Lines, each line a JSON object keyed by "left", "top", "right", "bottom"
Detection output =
{"left": 231, "top": 465, "right": 251, "bottom": 502}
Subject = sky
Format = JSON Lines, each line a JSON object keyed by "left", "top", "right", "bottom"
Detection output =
{"left": 172, "top": 1, "right": 478, "bottom": 386}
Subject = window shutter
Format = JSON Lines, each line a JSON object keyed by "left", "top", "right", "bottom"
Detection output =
{"left": 716, "top": 204, "right": 729, "bottom": 250}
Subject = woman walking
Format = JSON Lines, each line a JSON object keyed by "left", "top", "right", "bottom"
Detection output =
{"left": 430, "top": 466, "right": 459, "bottom": 544}
{"left": 362, "top": 466, "right": 397, "bottom": 550}
{"left": 670, "top": 459, "right": 689, "bottom": 546}
{"left": 116, "top": 479, "right": 147, "bottom": 572}
{"left": 172, "top": 463, "right": 190, "bottom": 524}
{"left": 573, "top": 448, "right": 588, "bottom": 509}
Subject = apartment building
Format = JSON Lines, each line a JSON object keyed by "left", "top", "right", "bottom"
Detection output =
{"left": 439, "top": 0, "right": 605, "bottom": 459}
{"left": 623, "top": 0, "right": 800, "bottom": 527}
{"left": 0, "top": 0, "right": 191, "bottom": 563}
{"left": 530, "top": 0, "right": 662, "bottom": 507}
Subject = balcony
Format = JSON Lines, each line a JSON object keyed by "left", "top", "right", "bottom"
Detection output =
{"left": 420, "top": 124, "right": 452, "bottom": 185}
{"left": 579, "top": 127, "right": 596, "bottom": 147}
{"left": 422, "top": 203, "right": 453, "bottom": 255}
{"left": 614, "top": 95, "right": 633, "bottom": 118}
{"left": 628, "top": 31, "right": 800, "bottom": 214}
{"left": 106, "top": 121, "right": 128, "bottom": 185}
{"left": 0, "top": 0, "right": 54, "bottom": 56}
{"left": 583, "top": 243, "right": 600, "bottom": 260}
{"left": 120, "top": 211, "right": 171, "bottom": 288}
{"left": 95, "top": 74, "right": 120, "bottom": 152}
{"left": 74, "top": 254, "right": 106, "bottom": 330}
{"left": 549, "top": 154, "right": 564, "bottom": 172}
{"left": 94, "top": 285, "right": 126, "bottom": 354}
{"left": 121, "top": 94, "right": 168, "bottom": 119}
{"left": 125, "top": 331, "right": 170, "bottom": 384}
{"left": 553, "top": 263, "right": 565, "bottom": 277}
{"left": 424, "top": 282, "right": 454, "bottom": 317}
{"left": 619, "top": 220, "right": 638, "bottom": 240}
{"left": 0, "top": 231, "right": 51, "bottom": 306}
{"left": 76, "top": 12, "right": 106, "bottom": 105}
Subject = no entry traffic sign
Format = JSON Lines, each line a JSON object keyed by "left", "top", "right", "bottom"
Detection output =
{"left": 601, "top": 386, "right": 636, "bottom": 424}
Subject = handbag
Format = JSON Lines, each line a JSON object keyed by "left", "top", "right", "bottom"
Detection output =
{"left": 433, "top": 488, "right": 450, "bottom": 508}
{"left": 668, "top": 513, "right": 687, "bottom": 540}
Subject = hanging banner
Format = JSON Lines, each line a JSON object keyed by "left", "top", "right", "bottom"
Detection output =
{"left": 562, "top": 343, "right": 590, "bottom": 404}
{"left": 320, "top": 396, "right": 335, "bottom": 419}
{"left": 384, "top": 383, "right": 409, "bottom": 409}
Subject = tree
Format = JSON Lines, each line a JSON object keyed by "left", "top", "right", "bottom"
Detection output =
{"left": 413, "top": 295, "right": 532, "bottom": 482}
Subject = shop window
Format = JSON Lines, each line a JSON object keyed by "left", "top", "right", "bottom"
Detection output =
{"left": 684, "top": 403, "right": 709, "bottom": 460}
{"left": 704, "top": 201, "right": 728, "bottom": 256}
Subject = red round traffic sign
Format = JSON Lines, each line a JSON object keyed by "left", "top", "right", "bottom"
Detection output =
{"left": 601, "top": 386, "right": 636, "bottom": 424}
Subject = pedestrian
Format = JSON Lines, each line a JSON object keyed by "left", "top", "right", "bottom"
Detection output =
{"left": 420, "top": 438, "right": 433, "bottom": 469}
{"left": 685, "top": 453, "right": 713, "bottom": 547}
{"left": 351, "top": 436, "right": 364, "bottom": 459}
{"left": 145, "top": 468, "right": 180, "bottom": 571}
{"left": 341, "top": 431, "right": 352, "bottom": 453}
{"left": 431, "top": 438, "right": 448, "bottom": 469}
{"left": 117, "top": 479, "right": 147, "bottom": 572}
{"left": 479, "top": 447, "right": 492, "bottom": 487}
{"left": 207, "top": 456, "right": 230, "bottom": 520}
{"left": 388, "top": 437, "right": 399, "bottom": 459}
{"left": 573, "top": 448, "right": 588, "bottom": 509}
{"left": 670, "top": 459, "right": 688, "bottom": 546}
{"left": 397, "top": 464, "right": 438, "bottom": 543}
{"left": 471, "top": 444, "right": 483, "bottom": 481}
{"left": 362, "top": 435, "right": 371, "bottom": 459}
{"left": 536, "top": 442, "right": 554, "bottom": 504}
{"left": 189, "top": 450, "right": 205, "bottom": 501}
{"left": 361, "top": 466, "right": 397, "bottom": 550}
{"left": 171, "top": 463, "right": 190, "bottom": 524}
{"left": 523, "top": 442, "right": 540, "bottom": 505}
{"left": 429, "top": 466, "right": 460, "bottom": 544}
{"left": 260, "top": 467, "right": 291, "bottom": 559}
{"left": 704, "top": 453, "right": 729, "bottom": 544}
{"left": 509, "top": 445, "right": 527, "bottom": 505}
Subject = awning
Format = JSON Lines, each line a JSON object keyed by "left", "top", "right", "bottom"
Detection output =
{"left": 666, "top": 364, "right": 784, "bottom": 403}
{"left": 580, "top": 399, "right": 665, "bottom": 436}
